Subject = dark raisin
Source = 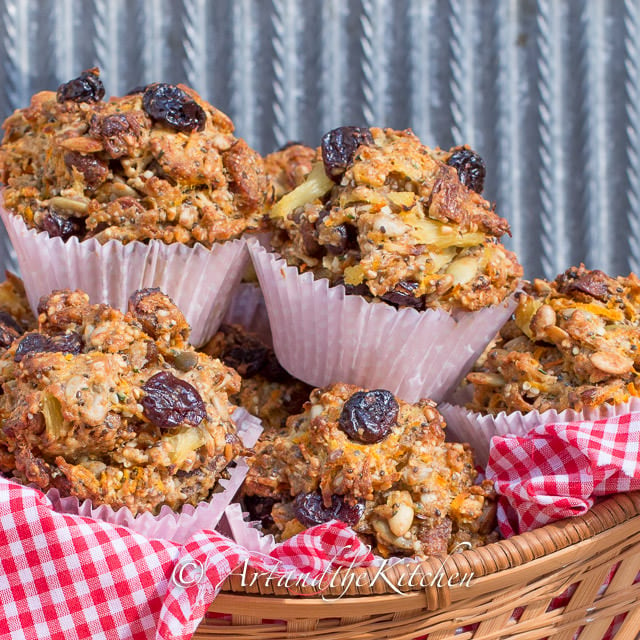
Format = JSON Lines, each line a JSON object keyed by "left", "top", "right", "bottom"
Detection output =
{"left": 142, "top": 83, "right": 206, "bottom": 133}
{"left": 56, "top": 69, "right": 105, "bottom": 104}
{"left": 244, "top": 495, "right": 277, "bottom": 529}
{"left": 380, "top": 281, "right": 426, "bottom": 310}
{"left": 64, "top": 151, "right": 109, "bottom": 188}
{"left": 446, "top": 147, "right": 486, "bottom": 193}
{"left": 338, "top": 389, "right": 399, "bottom": 444}
{"left": 335, "top": 278, "right": 371, "bottom": 298}
{"left": 14, "top": 332, "right": 82, "bottom": 362}
{"left": 0, "top": 312, "right": 22, "bottom": 350}
{"left": 97, "top": 114, "right": 137, "bottom": 158}
{"left": 42, "top": 210, "right": 86, "bottom": 241}
{"left": 566, "top": 270, "right": 611, "bottom": 302}
{"left": 317, "top": 219, "right": 359, "bottom": 255}
{"left": 299, "top": 218, "right": 324, "bottom": 258}
{"left": 223, "top": 345, "right": 269, "bottom": 378}
{"left": 49, "top": 332, "right": 83, "bottom": 356}
{"left": 321, "top": 126, "right": 374, "bottom": 182}
{"left": 293, "top": 492, "right": 365, "bottom": 528}
{"left": 141, "top": 371, "right": 206, "bottom": 429}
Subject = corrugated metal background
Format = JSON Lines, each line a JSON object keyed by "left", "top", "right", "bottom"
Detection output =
{"left": 0, "top": 0, "right": 636, "bottom": 282}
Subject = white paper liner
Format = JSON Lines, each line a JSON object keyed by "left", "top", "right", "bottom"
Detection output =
{"left": 439, "top": 395, "right": 640, "bottom": 468}
{"left": 42, "top": 408, "right": 263, "bottom": 543}
{"left": 249, "top": 241, "right": 517, "bottom": 403}
{"left": 1, "top": 205, "right": 250, "bottom": 347}
{"left": 222, "top": 282, "right": 272, "bottom": 347}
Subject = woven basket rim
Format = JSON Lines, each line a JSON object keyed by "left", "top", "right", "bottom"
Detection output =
{"left": 220, "top": 491, "right": 640, "bottom": 600}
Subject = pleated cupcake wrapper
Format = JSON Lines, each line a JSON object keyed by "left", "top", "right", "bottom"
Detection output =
{"left": 439, "top": 395, "right": 640, "bottom": 468}
{"left": 222, "top": 282, "right": 272, "bottom": 347}
{"left": 249, "top": 241, "right": 517, "bottom": 403}
{"left": 41, "top": 408, "right": 263, "bottom": 543}
{"left": 223, "top": 503, "right": 279, "bottom": 556}
{"left": 0, "top": 205, "right": 250, "bottom": 347}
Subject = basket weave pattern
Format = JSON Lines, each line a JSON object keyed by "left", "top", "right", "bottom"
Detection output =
{"left": 194, "top": 493, "right": 640, "bottom": 639}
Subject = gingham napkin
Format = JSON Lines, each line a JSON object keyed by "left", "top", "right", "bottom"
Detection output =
{"left": 486, "top": 411, "right": 640, "bottom": 537}
{"left": 0, "top": 477, "right": 373, "bottom": 640}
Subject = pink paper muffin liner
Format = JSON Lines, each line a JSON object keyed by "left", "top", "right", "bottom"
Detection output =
{"left": 223, "top": 282, "right": 272, "bottom": 346}
{"left": 41, "top": 406, "right": 263, "bottom": 543}
{"left": 249, "top": 241, "right": 518, "bottom": 403}
{"left": 439, "top": 394, "right": 640, "bottom": 467}
{"left": 1, "top": 204, "right": 249, "bottom": 347}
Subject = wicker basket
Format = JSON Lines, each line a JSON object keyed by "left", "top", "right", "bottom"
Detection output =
{"left": 195, "top": 492, "right": 640, "bottom": 639}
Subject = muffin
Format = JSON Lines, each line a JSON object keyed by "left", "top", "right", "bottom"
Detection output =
{"left": 0, "top": 69, "right": 269, "bottom": 345}
{"left": 250, "top": 126, "right": 522, "bottom": 401}
{"left": 264, "top": 142, "right": 315, "bottom": 203}
{"left": 202, "top": 323, "right": 312, "bottom": 431}
{"left": 0, "top": 287, "right": 246, "bottom": 516}
{"left": 440, "top": 265, "right": 640, "bottom": 463}
{"left": 242, "top": 383, "right": 496, "bottom": 558}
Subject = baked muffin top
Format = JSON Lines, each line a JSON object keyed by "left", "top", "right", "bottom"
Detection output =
{"left": 243, "top": 382, "right": 495, "bottom": 557}
{"left": 466, "top": 265, "right": 640, "bottom": 415}
{"left": 264, "top": 142, "right": 316, "bottom": 203}
{"left": 0, "top": 287, "right": 243, "bottom": 514}
{"left": 268, "top": 127, "right": 522, "bottom": 312}
{"left": 202, "top": 323, "right": 312, "bottom": 431}
{"left": 0, "top": 69, "right": 268, "bottom": 247}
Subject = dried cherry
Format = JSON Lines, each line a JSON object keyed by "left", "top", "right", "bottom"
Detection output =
{"left": 381, "top": 281, "right": 426, "bottom": 310}
{"left": 142, "top": 83, "right": 206, "bottom": 132}
{"left": 338, "top": 389, "right": 398, "bottom": 444}
{"left": 244, "top": 495, "right": 277, "bottom": 529}
{"left": 141, "top": 371, "right": 206, "bottom": 429}
{"left": 321, "top": 126, "right": 374, "bottom": 182}
{"left": 56, "top": 69, "right": 105, "bottom": 104}
{"left": 64, "top": 151, "right": 108, "bottom": 188}
{"left": 293, "top": 491, "right": 365, "bottom": 528}
{"left": 446, "top": 147, "right": 486, "bottom": 194}
{"left": 14, "top": 332, "right": 82, "bottom": 362}
{"left": 42, "top": 210, "right": 86, "bottom": 241}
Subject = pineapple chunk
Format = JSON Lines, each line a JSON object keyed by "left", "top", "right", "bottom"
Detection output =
{"left": 405, "top": 214, "right": 485, "bottom": 250}
{"left": 387, "top": 191, "right": 417, "bottom": 208}
{"left": 344, "top": 264, "right": 365, "bottom": 285}
{"left": 270, "top": 162, "right": 334, "bottom": 219}
{"left": 446, "top": 255, "right": 479, "bottom": 286}
{"left": 42, "top": 393, "right": 64, "bottom": 440}
{"left": 164, "top": 427, "right": 206, "bottom": 466}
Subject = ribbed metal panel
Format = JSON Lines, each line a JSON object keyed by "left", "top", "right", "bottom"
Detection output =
{"left": 0, "top": 0, "right": 636, "bottom": 281}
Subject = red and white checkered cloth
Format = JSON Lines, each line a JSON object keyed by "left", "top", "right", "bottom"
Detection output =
{"left": 486, "top": 411, "right": 640, "bottom": 537}
{"left": 2, "top": 412, "right": 638, "bottom": 640}
{"left": 0, "top": 477, "right": 373, "bottom": 640}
